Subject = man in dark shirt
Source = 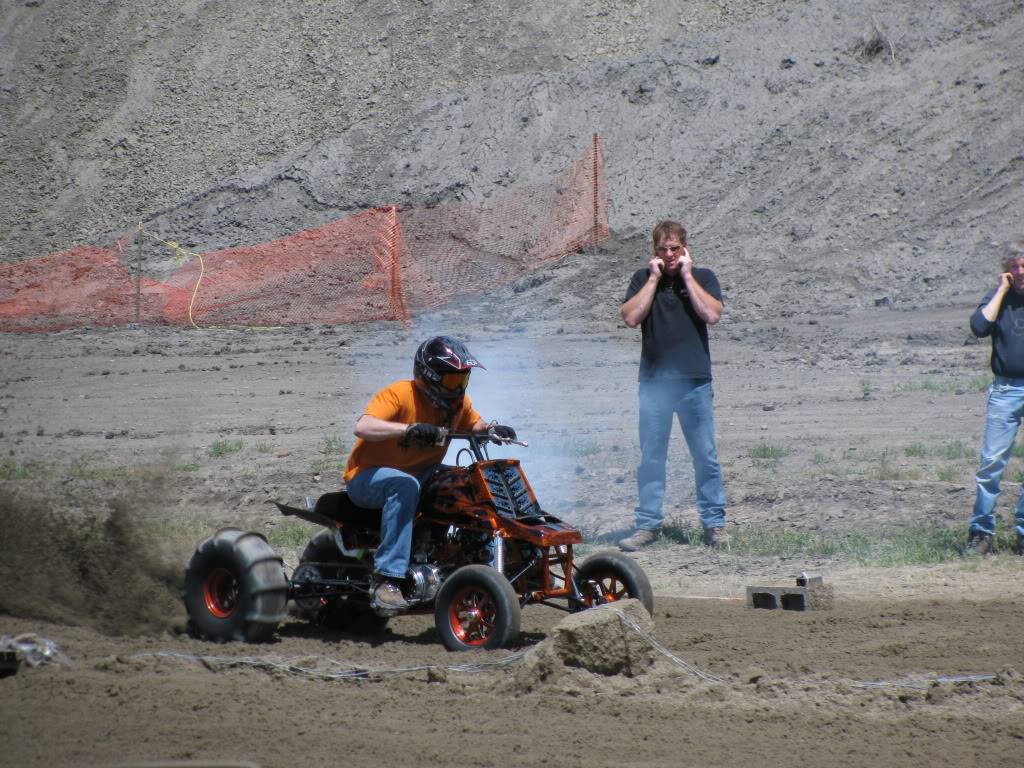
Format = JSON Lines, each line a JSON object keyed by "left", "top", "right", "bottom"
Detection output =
{"left": 618, "top": 220, "right": 728, "bottom": 551}
{"left": 966, "top": 237, "right": 1024, "bottom": 556}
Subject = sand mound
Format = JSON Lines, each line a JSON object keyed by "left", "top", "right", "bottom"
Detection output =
{"left": 515, "top": 599, "right": 655, "bottom": 689}
{"left": 0, "top": 494, "right": 183, "bottom": 636}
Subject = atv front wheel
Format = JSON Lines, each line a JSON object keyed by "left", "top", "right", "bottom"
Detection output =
{"left": 575, "top": 551, "right": 655, "bottom": 615}
{"left": 184, "top": 528, "right": 288, "bottom": 642}
{"left": 434, "top": 564, "right": 521, "bottom": 651}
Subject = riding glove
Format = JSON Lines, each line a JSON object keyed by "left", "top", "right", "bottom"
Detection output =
{"left": 490, "top": 424, "right": 517, "bottom": 441}
{"left": 402, "top": 422, "right": 445, "bottom": 448}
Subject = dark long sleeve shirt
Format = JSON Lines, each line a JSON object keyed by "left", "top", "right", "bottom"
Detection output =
{"left": 971, "top": 288, "right": 1024, "bottom": 377}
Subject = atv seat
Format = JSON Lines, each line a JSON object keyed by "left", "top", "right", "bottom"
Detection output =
{"left": 273, "top": 491, "right": 382, "bottom": 532}
{"left": 313, "top": 491, "right": 383, "bottom": 530}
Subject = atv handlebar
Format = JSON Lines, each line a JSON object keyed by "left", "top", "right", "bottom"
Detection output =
{"left": 444, "top": 429, "right": 527, "bottom": 462}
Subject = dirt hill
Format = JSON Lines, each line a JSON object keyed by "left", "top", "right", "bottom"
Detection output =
{"left": 3, "top": 0, "right": 1022, "bottom": 315}
{"left": 3, "top": 3, "right": 1024, "bottom": 767}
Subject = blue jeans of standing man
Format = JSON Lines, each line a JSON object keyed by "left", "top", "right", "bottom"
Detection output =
{"left": 346, "top": 465, "right": 439, "bottom": 579}
{"left": 635, "top": 377, "right": 727, "bottom": 532}
{"left": 971, "top": 377, "right": 1024, "bottom": 537}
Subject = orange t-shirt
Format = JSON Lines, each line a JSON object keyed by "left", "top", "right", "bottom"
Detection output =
{"left": 343, "top": 380, "right": 482, "bottom": 482}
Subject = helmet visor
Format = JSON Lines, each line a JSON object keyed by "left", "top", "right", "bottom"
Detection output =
{"left": 440, "top": 370, "right": 471, "bottom": 393}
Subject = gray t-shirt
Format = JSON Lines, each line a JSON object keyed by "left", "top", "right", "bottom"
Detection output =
{"left": 971, "top": 287, "right": 1024, "bottom": 377}
{"left": 625, "top": 267, "right": 723, "bottom": 381}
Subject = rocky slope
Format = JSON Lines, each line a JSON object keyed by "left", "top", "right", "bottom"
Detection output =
{"left": 3, "top": 0, "right": 1022, "bottom": 319}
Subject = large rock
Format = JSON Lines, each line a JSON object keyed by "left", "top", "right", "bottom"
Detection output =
{"left": 515, "top": 599, "right": 655, "bottom": 689}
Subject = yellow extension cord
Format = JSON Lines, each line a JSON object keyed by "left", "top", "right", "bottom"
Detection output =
{"left": 137, "top": 224, "right": 284, "bottom": 331}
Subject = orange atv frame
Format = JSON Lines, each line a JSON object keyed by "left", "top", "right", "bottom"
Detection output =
{"left": 183, "top": 431, "right": 654, "bottom": 651}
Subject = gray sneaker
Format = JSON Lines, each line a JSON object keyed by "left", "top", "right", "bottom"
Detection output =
{"left": 962, "top": 531, "right": 996, "bottom": 557}
{"left": 619, "top": 528, "right": 660, "bottom": 552}
{"left": 704, "top": 527, "right": 730, "bottom": 550}
{"left": 370, "top": 577, "right": 410, "bottom": 610}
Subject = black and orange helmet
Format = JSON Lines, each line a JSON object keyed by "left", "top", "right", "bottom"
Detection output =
{"left": 413, "top": 336, "right": 484, "bottom": 409}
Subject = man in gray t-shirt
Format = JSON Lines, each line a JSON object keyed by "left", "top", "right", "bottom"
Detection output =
{"left": 965, "top": 237, "right": 1024, "bottom": 557}
{"left": 618, "top": 220, "right": 729, "bottom": 552}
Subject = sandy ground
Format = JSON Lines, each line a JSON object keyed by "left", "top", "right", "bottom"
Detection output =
{"left": 2, "top": 257, "right": 1024, "bottom": 766}
{"left": 2, "top": 593, "right": 1023, "bottom": 768}
{"left": 4, "top": 0, "right": 1024, "bottom": 765}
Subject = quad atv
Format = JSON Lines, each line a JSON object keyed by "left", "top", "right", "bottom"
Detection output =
{"left": 183, "top": 431, "right": 653, "bottom": 651}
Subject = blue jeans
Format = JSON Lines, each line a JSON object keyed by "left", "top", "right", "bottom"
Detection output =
{"left": 635, "top": 378, "right": 726, "bottom": 531}
{"left": 971, "top": 377, "right": 1024, "bottom": 537}
{"left": 346, "top": 465, "right": 438, "bottom": 579}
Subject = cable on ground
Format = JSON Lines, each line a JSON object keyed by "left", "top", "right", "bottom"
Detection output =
{"left": 614, "top": 608, "right": 724, "bottom": 683}
{"left": 852, "top": 673, "right": 998, "bottom": 689}
{"left": 0, "top": 634, "right": 70, "bottom": 667}
{"left": 129, "top": 648, "right": 531, "bottom": 681}
{"left": 130, "top": 612, "right": 723, "bottom": 684}
{"left": 13, "top": 618, "right": 1000, "bottom": 691}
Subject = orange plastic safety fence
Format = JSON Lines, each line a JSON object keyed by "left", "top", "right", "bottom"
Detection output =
{"left": 162, "top": 205, "right": 406, "bottom": 327}
{"left": 0, "top": 138, "right": 608, "bottom": 332}
{"left": 397, "top": 135, "right": 609, "bottom": 314}
{"left": 0, "top": 245, "right": 167, "bottom": 332}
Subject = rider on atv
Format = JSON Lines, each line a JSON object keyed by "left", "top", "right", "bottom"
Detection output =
{"left": 343, "top": 336, "right": 517, "bottom": 611}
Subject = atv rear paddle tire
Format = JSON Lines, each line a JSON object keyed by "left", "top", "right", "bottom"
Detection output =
{"left": 184, "top": 528, "right": 289, "bottom": 642}
{"left": 575, "top": 551, "right": 655, "bottom": 615}
{"left": 295, "top": 530, "right": 388, "bottom": 635}
{"left": 434, "top": 564, "right": 521, "bottom": 651}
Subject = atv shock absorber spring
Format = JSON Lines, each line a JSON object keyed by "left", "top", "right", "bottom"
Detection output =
{"left": 489, "top": 534, "right": 505, "bottom": 576}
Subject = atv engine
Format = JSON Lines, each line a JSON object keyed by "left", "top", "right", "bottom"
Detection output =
{"left": 406, "top": 563, "right": 442, "bottom": 602}
{"left": 412, "top": 523, "right": 493, "bottom": 568}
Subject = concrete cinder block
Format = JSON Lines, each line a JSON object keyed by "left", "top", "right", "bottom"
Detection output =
{"left": 796, "top": 572, "right": 823, "bottom": 588}
{"left": 746, "top": 585, "right": 810, "bottom": 611}
{"left": 746, "top": 574, "right": 831, "bottom": 611}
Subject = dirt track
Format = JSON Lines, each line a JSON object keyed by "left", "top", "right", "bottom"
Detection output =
{"left": 3, "top": 277, "right": 1024, "bottom": 766}
{"left": 4, "top": 0, "right": 1024, "bottom": 765}
{"left": 2, "top": 592, "right": 1023, "bottom": 768}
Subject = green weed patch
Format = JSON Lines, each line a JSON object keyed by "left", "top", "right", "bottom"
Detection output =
{"left": 660, "top": 522, "right": 1012, "bottom": 566}
{"left": 209, "top": 439, "right": 244, "bottom": 458}
{"left": 750, "top": 442, "right": 788, "bottom": 461}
